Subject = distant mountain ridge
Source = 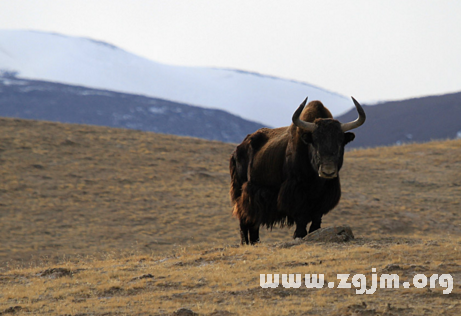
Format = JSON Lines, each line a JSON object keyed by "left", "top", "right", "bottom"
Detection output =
{"left": 0, "top": 75, "right": 264, "bottom": 143}
{"left": 1, "top": 72, "right": 460, "bottom": 146}
{"left": 337, "top": 92, "right": 461, "bottom": 148}
{"left": 0, "top": 29, "right": 353, "bottom": 127}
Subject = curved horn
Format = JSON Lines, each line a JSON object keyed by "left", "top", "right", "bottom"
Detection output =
{"left": 292, "top": 97, "right": 316, "bottom": 132}
{"left": 341, "top": 97, "right": 366, "bottom": 132}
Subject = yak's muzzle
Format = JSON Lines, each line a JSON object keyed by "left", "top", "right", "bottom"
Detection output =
{"left": 318, "top": 163, "right": 338, "bottom": 179}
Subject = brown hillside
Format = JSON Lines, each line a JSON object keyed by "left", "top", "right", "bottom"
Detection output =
{"left": 0, "top": 117, "right": 460, "bottom": 266}
{"left": 1, "top": 118, "right": 461, "bottom": 315}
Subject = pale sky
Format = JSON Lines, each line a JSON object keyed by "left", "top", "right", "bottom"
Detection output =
{"left": 1, "top": 0, "right": 460, "bottom": 103}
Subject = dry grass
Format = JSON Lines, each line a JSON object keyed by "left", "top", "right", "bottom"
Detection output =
{"left": 0, "top": 117, "right": 461, "bottom": 315}
{"left": 1, "top": 237, "right": 461, "bottom": 315}
{"left": 0, "top": 118, "right": 237, "bottom": 265}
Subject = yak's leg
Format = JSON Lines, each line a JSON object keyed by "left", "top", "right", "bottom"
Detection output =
{"left": 308, "top": 215, "right": 322, "bottom": 233}
{"left": 293, "top": 218, "right": 308, "bottom": 239}
{"left": 249, "top": 225, "right": 260, "bottom": 245}
{"left": 239, "top": 220, "right": 250, "bottom": 245}
{"left": 240, "top": 221, "right": 260, "bottom": 245}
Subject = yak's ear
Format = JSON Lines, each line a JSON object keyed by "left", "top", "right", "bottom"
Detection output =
{"left": 301, "top": 133, "right": 313, "bottom": 144}
{"left": 344, "top": 132, "right": 355, "bottom": 145}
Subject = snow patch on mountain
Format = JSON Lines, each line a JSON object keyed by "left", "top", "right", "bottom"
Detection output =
{"left": 0, "top": 30, "right": 354, "bottom": 127}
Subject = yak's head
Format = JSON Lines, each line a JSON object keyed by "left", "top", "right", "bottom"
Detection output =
{"left": 292, "top": 97, "right": 366, "bottom": 179}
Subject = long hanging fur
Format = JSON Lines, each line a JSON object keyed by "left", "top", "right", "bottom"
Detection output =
{"left": 229, "top": 99, "right": 362, "bottom": 243}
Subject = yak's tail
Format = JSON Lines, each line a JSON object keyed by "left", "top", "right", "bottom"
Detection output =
{"left": 229, "top": 152, "right": 243, "bottom": 218}
{"left": 229, "top": 145, "right": 262, "bottom": 224}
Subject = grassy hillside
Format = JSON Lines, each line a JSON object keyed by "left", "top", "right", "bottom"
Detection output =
{"left": 0, "top": 118, "right": 460, "bottom": 315}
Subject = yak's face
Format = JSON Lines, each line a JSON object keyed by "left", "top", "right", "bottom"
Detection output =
{"left": 292, "top": 97, "right": 366, "bottom": 179}
{"left": 300, "top": 119, "right": 355, "bottom": 179}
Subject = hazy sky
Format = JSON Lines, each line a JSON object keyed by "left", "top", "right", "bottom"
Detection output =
{"left": 1, "top": 0, "right": 460, "bottom": 103}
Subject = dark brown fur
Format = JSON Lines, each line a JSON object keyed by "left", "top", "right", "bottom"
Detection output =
{"left": 230, "top": 100, "right": 356, "bottom": 244}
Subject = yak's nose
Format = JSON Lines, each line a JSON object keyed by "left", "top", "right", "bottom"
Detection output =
{"left": 319, "top": 163, "right": 338, "bottom": 179}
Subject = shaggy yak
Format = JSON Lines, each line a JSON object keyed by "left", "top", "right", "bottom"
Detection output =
{"left": 229, "top": 97, "right": 366, "bottom": 244}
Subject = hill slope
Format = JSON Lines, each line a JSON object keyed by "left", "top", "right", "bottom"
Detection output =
{"left": 0, "top": 29, "right": 352, "bottom": 127}
{"left": 1, "top": 119, "right": 461, "bottom": 315}
{"left": 0, "top": 76, "right": 264, "bottom": 143}
{"left": 0, "top": 118, "right": 460, "bottom": 265}
{"left": 338, "top": 92, "right": 461, "bottom": 148}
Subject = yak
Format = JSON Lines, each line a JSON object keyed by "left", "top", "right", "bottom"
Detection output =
{"left": 229, "top": 97, "right": 366, "bottom": 245}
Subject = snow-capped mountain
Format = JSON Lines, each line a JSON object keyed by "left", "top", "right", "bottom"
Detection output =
{"left": 0, "top": 30, "right": 354, "bottom": 127}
